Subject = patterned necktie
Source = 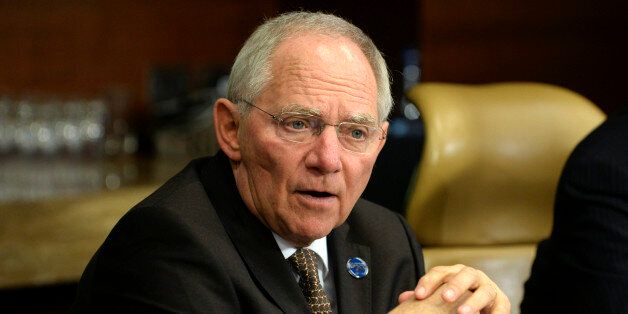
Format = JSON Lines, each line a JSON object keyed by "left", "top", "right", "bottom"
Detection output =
{"left": 287, "top": 248, "right": 332, "bottom": 314}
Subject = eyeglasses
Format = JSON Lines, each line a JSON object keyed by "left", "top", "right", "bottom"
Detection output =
{"left": 239, "top": 100, "right": 386, "bottom": 154}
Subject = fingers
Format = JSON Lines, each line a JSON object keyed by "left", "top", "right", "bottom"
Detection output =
{"left": 398, "top": 291, "right": 416, "bottom": 304}
{"left": 415, "top": 264, "right": 465, "bottom": 299}
{"left": 462, "top": 281, "right": 511, "bottom": 314}
{"left": 415, "top": 264, "right": 511, "bottom": 314}
{"left": 457, "top": 282, "right": 496, "bottom": 314}
{"left": 483, "top": 293, "right": 511, "bottom": 314}
{"left": 392, "top": 285, "right": 474, "bottom": 314}
{"left": 438, "top": 265, "right": 481, "bottom": 302}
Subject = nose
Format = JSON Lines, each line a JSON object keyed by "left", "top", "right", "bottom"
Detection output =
{"left": 304, "top": 125, "right": 342, "bottom": 174}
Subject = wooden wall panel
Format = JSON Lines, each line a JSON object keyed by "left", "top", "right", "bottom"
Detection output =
{"left": 0, "top": 0, "right": 277, "bottom": 110}
{"left": 419, "top": 0, "right": 628, "bottom": 113}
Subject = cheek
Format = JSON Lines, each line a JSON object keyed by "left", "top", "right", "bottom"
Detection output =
{"left": 241, "top": 130, "right": 297, "bottom": 195}
{"left": 240, "top": 123, "right": 279, "bottom": 169}
{"left": 343, "top": 158, "right": 377, "bottom": 200}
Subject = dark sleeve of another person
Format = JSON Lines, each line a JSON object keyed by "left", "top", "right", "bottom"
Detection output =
{"left": 521, "top": 109, "right": 628, "bottom": 314}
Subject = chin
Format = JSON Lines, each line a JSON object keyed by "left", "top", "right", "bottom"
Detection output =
{"left": 291, "top": 223, "right": 335, "bottom": 245}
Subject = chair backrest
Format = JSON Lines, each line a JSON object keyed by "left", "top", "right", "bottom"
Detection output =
{"left": 405, "top": 82, "right": 606, "bottom": 246}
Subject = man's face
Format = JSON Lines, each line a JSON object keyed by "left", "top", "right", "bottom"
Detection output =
{"left": 233, "top": 33, "right": 387, "bottom": 247}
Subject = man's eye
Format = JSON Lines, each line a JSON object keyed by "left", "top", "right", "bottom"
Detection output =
{"left": 348, "top": 126, "right": 369, "bottom": 140}
{"left": 290, "top": 120, "right": 306, "bottom": 129}
{"left": 283, "top": 118, "right": 310, "bottom": 130}
{"left": 351, "top": 129, "right": 364, "bottom": 139}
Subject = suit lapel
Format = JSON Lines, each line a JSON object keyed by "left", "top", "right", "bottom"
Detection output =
{"left": 223, "top": 205, "right": 307, "bottom": 313}
{"left": 329, "top": 222, "right": 372, "bottom": 314}
{"left": 199, "top": 153, "right": 307, "bottom": 313}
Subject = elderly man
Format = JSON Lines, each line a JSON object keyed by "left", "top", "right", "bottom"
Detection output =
{"left": 72, "top": 12, "right": 509, "bottom": 313}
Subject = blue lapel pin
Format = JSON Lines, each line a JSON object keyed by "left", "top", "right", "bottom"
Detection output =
{"left": 346, "top": 257, "right": 368, "bottom": 279}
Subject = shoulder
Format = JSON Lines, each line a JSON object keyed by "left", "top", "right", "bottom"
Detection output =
{"left": 99, "top": 156, "right": 232, "bottom": 261}
{"left": 568, "top": 110, "right": 628, "bottom": 163}
{"left": 73, "top": 156, "right": 240, "bottom": 311}
{"left": 347, "top": 198, "right": 424, "bottom": 269}
{"left": 135, "top": 157, "right": 211, "bottom": 210}
{"left": 349, "top": 198, "right": 414, "bottom": 236}
{"left": 561, "top": 110, "right": 628, "bottom": 194}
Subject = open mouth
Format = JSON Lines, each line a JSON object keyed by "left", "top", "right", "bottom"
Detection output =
{"left": 298, "top": 190, "right": 334, "bottom": 198}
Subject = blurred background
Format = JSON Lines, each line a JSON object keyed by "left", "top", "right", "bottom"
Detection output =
{"left": 0, "top": 0, "right": 626, "bottom": 312}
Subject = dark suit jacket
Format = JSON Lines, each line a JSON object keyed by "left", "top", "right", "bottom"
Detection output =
{"left": 521, "top": 107, "right": 628, "bottom": 313}
{"left": 71, "top": 151, "right": 425, "bottom": 313}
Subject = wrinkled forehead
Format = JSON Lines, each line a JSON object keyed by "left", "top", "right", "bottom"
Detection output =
{"left": 262, "top": 33, "right": 379, "bottom": 120}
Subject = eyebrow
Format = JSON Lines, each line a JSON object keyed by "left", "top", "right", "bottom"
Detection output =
{"left": 281, "top": 104, "right": 321, "bottom": 116}
{"left": 346, "top": 112, "right": 377, "bottom": 126}
{"left": 280, "top": 104, "right": 377, "bottom": 126}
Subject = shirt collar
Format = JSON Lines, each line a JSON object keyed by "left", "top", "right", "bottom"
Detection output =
{"left": 272, "top": 232, "right": 329, "bottom": 275}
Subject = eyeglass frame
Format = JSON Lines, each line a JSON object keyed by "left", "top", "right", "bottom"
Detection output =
{"left": 235, "top": 99, "right": 387, "bottom": 154}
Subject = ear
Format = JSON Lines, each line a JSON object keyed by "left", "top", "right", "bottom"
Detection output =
{"left": 375, "top": 121, "right": 389, "bottom": 155}
{"left": 214, "top": 98, "right": 242, "bottom": 161}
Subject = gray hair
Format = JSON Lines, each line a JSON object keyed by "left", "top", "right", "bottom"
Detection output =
{"left": 227, "top": 11, "right": 393, "bottom": 122}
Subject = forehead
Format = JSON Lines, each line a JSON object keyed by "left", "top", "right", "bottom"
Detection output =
{"left": 260, "top": 32, "right": 378, "bottom": 119}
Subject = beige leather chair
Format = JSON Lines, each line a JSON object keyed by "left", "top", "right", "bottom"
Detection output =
{"left": 404, "top": 82, "right": 606, "bottom": 312}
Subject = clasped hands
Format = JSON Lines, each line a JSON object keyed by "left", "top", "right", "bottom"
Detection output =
{"left": 391, "top": 264, "right": 511, "bottom": 314}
